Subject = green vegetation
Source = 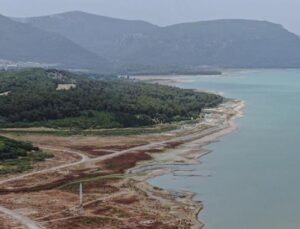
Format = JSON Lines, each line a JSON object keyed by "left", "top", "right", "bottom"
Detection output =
{"left": 0, "top": 123, "right": 178, "bottom": 136}
{"left": 124, "top": 65, "right": 222, "bottom": 76}
{"left": 0, "top": 135, "right": 53, "bottom": 174}
{"left": 78, "top": 217, "right": 114, "bottom": 226}
{"left": 0, "top": 135, "right": 38, "bottom": 160}
{"left": 0, "top": 68, "right": 223, "bottom": 129}
{"left": 59, "top": 174, "right": 126, "bottom": 190}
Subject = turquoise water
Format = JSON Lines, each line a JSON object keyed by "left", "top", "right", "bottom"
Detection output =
{"left": 149, "top": 70, "right": 300, "bottom": 229}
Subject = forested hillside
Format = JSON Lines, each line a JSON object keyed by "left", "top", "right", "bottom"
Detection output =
{"left": 0, "top": 69, "right": 223, "bottom": 129}
{"left": 0, "top": 14, "right": 110, "bottom": 71}
{"left": 24, "top": 11, "right": 300, "bottom": 69}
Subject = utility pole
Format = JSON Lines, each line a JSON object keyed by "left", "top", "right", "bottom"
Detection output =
{"left": 79, "top": 182, "right": 83, "bottom": 214}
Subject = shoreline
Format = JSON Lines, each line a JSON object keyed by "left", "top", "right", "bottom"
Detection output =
{"left": 127, "top": 98, "right": 245, "bottom": 228}
{"left": 0, "top": 76, "right": 244, "bottom": 228}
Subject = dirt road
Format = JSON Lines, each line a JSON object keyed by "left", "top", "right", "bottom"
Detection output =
{"left": 0, "top": 147, "right": 89, "bottom": 185}
{"left": 0, "top": 206, "right": 43, "bottom": 229}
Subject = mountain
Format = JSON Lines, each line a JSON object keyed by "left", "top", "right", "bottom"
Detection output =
{"left": 0, "top": 14, "right": 110, "bottom": 71}
{"left": 21, "top": 11, "right": 158, "bottom": 65}
{"left": 157, "top": 20, "right": 300, "bottom": 68}
{"left": 23, "top": 11, "right": 300, "bottom": 69}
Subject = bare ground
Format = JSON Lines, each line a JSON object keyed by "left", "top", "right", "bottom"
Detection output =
{"left": 0, "top": 100, "right": 244, "bottom": 229}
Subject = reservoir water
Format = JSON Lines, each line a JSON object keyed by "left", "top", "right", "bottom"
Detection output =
{"left": 149, "top": 70, "right": 300, "bottom": 229}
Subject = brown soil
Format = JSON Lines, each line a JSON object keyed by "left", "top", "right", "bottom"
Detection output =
{"left": 111, "top": 195, "right": 139, "bottom": 205}
{"left": 0, "top": 178, "right": 191, "bottom": 229}
{"left": 0, "top": 150, "right": 80, "bottom": 184}
{"left": 101, "top": 152, "right": 152, "bottom": 173}
{"left": 2, "top": 134, "right": 165, "bottom": 151}
{"left": 0, "top": 100, "right": 244, "bottom": 228}
{"left": 100, "top": 144, "right": 145, "bottom": 151}
{"left": 0, "top": 131, "right": 201, "bottom": 228}
{"left": 164, "top": 141, "right": 185, "bottom": 148}
{"left": 73, "top": 146, "right": 116, "bottom": 157}
{"left": 0, "top": 214, "right": 26, "bottom": 229}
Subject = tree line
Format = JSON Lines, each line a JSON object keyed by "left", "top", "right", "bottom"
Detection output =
{"left": 0, "top": 68, "right": 223, "bottom": 129}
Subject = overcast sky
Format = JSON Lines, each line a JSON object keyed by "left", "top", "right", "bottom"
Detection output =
{"left": 1, "top": 0, "right": 300, "bottom": 34}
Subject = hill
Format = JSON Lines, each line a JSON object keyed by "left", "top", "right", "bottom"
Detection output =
{"left": 0, "top": 69, "right": 223, "bottom": 129}
{"left": 24, "top": 12, "right": 300, "bottom": 69}
{"left": 0, "top": 14, "right": 110, "bottom": 71}
{"left": 21, "top": 11, "right": 158, "bottom": 64}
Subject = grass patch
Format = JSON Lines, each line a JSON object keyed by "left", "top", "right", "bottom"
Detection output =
{"left": 58, "top": 174, "right": 127, "bottom": 190}
{"left": 0, "top": 123, "right": 178, "bottom": 136}
{"left": 78, "top": 216, "right": 116, "bottom": 225}
{"left": 0, "top": 159, "right": 32, "bottom": 175}
{"left": 0, "top": 135, "right": 54, "bottom": 174}
{"left": 0, "top": 151, "right": 53, "bottom": 175}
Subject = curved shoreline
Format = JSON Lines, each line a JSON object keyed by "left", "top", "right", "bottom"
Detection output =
{"left": 128, "top": 99, "right": 245, "bottom": 228}
{"left": 0, "top": 75, "right": 244, "bottom": 228}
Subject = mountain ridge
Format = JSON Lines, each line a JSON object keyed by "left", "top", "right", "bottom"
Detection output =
{"left": 0, "top": 14, "right": 111, "bottom": 71}
{"left": 15, "top": 11, "right": 291, "bottom": 30}
{"left": 4, "top": 11, "right": 300, "bottom": 71}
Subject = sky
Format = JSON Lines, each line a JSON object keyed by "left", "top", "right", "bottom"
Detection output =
{"left": 0, "top": 0, "right": 299, "bottom": 34}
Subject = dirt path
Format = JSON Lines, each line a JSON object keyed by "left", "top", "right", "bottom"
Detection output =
{"left": 0, "top": 147, "right": 89, "bottom": 229}
{"left": 86, "top": 123, "right": 227, "bottom": 164}
{"left": 0, "top": 147, "right": 89, "bottom": 185}
{"left": 0, "top": 100, "right": 243, "bottom": 229}
{"left": 0, "top": 206, "right": 43, "bottom": 229}
{"left": 0, "top": 100, "right": 244, "bottom": 187}
{"left": 0, "top": 124, "right": 223, "bottom": 186}
{"left": 0, "top": 124, "right": 225, "bottom": 229}
{"left": 0, "top": 121, "right": 227, "bottom": 186}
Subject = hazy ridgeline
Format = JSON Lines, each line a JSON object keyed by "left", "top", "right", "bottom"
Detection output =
{"left": 1, "top": 11, "right": 300, "bottom": 72}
